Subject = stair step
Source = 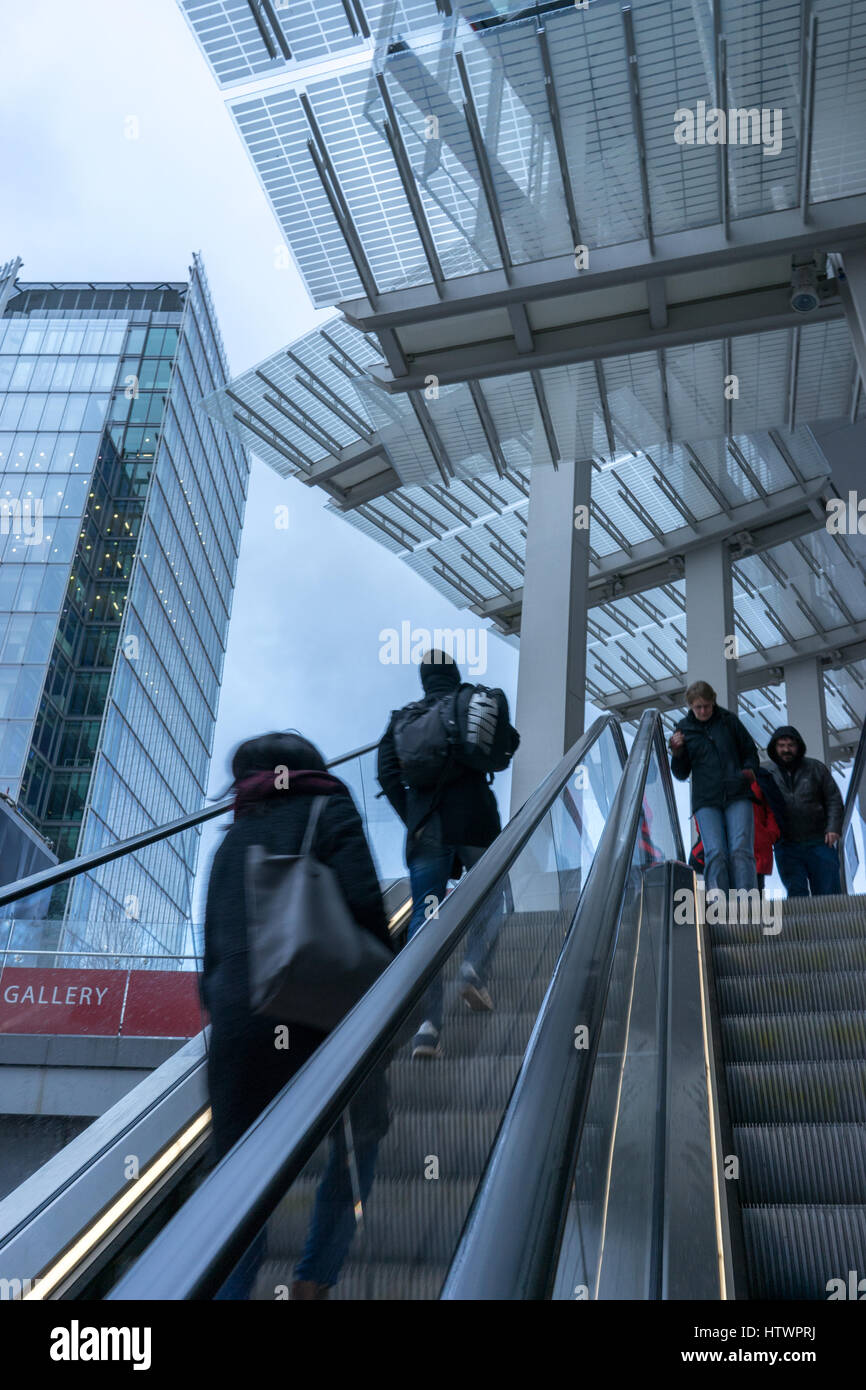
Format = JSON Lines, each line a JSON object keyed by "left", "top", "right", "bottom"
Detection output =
{"left": 265, "top": 1175, "right": 477, "bottom": 1264}
{"left": 252, "top": 1258, "right": 446, "bottom": 1300}
{"left": 386, "top": 1056, "right": 523, "bottom": 1110}
{"left": 713, "top": 940, "right": 866, "bottom": 977}
{"left": 716, "top": 971, "right": 866, "bottom": 1016}
{"left": 721, "top": 1012, "right": 866, "bottom": 1063}
{"left": 709, "top": 911, "right": 866, "bottom": 945}
{"left": 771, "top": 894, "right": 866, "bottom": 930}
{"left": 742, "top": 1205, "right": 866, "bottom": 1300}
{"left": 735, "top": 1124, "right": 866, "bottom": 1205}
{"left": 726, "top": 1061, "right": 866, "bottom": 1124}
{"left": 302, "top": 1108, "right": 502, "bottom": 1181}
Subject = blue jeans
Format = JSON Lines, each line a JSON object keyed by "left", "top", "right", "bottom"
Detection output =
{"left": 695, "top": 800, "right": 757, "bottom": 893}
{"left": 294, "top": 1122, "right": 380, "bottom": 1287}
{"left": 215, "top": 1126, "right": 380, "bottom": 1297}
{"left": 775, "top": 840, "right": 841, "bottom": 898}
{"left": 406, "top": 840, "right": 498, "bottom": 1032}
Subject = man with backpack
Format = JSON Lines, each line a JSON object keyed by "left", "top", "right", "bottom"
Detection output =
{"left": 377, "top": 650, "right": 519, "bottom": 1059}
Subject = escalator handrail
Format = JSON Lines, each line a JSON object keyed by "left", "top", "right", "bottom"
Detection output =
{"left": 441, "top": 710, "right": 678, "bottom": 1300}
{"left": 0, "top": 740, "right": 380, "bottom": 910}
{"left": 840, "top": 717, "right": 866, "bottom": 892}
{"left": 107, "top": 714, "right": 626, "bottom": 1300}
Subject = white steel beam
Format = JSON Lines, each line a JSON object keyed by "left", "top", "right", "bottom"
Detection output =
{"left": 365, "top": 285, "right": 846, "bottom": 392}
{"left": 474, "top": 479, "right": 829, "bottom": 619}
{"left": 339, "top": 194, "right": 866, "bottom": 330}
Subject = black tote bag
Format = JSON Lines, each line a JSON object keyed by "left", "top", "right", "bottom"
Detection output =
{"left": 245, "top": 797, "right": 392, "bottom": 1032}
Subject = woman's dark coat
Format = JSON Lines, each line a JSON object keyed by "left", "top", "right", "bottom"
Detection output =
{"left": 202, "top": 790, "right": 391, "bottom": 1160}
{"left": 670, "top": 704, "right": 761, "bottom": 817}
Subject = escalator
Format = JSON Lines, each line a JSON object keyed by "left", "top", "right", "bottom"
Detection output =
{"left": 253, "top": 906, "right": 565, "bottom": 1299}
{"left": 442, "top": 712, "right": 866, "bottom": 1301}
{"left": 710, "top": 892, "right": 866, "bottom": 1299}
{"left": 0, "top": 713, "right": 628, "bottom": 1299}
{"left": 3, "top": 708, "right": 865, "bottom": 1300}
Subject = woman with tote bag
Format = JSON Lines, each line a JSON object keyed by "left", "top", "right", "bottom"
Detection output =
{"left": 202, "top": 731, "right": 394, "bottom": 1299}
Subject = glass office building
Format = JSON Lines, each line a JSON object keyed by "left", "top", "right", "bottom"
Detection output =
{"left": 0, "top": 256, "right": 249, "bottom": 957}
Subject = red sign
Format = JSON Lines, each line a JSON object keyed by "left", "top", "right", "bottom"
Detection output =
{"left": 122, "top": 972, "right": 204, "bottom": 1037}
{"left": 0, "top": 969, "right": 124, "bottom": 1035}
{"left": 0, "top": 968, "right": 205, "bottom": 1037}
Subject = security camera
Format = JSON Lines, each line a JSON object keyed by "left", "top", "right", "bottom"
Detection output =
{"left": 790, "top": 262, "right": 820, "bottom": 313}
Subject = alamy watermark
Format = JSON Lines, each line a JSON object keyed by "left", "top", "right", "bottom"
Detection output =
{"left": 826, "top": 492, "right": 866, "bottom": 534}
{"left": 674, "top": 886, "right": 781, "bottom": 935}
{"left": 0, "top": 497, "right": 43, "bottom": 545}
{"left": 379, "top": 622, "right": 488, "bottom": 677}
{"left": 674, "top": 101, "right": 783, "bottom": 157}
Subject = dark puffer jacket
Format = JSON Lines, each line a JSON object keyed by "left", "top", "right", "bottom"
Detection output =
{"left": 377, "top": 664, "right": 508, "bottom": 854}
{"left": 670, "top": 704, "right": 760, "bottom": 816}
{"left": 766, "top": 725, "right": 844, "bottom": 844}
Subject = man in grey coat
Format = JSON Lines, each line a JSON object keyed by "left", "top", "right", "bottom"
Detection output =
{"left": 766, "top": 725, "right": 844, "bottom": 897}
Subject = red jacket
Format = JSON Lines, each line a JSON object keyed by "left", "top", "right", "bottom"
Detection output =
{"left": 750, "top": 779, "right": 781, "bottom": 875}
{"left": 689, "top": 779, "right": 780, "bottom": 876}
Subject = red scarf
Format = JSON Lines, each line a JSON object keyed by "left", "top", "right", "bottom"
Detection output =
{"left": 233, "top": 768, "right": 349, "bottom": 819}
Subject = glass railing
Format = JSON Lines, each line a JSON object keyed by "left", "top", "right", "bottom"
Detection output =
{"left": 841, "top": 720, "right": 866, "bottom": 895}
{"left": 551, "top": 734, "right": 683, "bottom": 1300}
{"left": 164, "top": 719, "right": 627, "bottom": 1301}
{"left": 439, "top": 711, "right": 696, "bottom": 1301}
{"left": 330, "top": 743, "right": 407, "bottom": 888}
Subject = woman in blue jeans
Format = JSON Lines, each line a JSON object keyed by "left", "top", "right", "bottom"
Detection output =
{"left": 669, "top": 680, "right": 761, "bottom": 894}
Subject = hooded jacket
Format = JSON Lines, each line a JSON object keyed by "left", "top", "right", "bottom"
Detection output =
{"left": 377, "top": 662, "right": 506, "bottom": 853}
{"left": 669, "top": 703, "right": 760, "bottom": 815}
{"left": 766, "top": 725, "right": 844, "bottom": 844}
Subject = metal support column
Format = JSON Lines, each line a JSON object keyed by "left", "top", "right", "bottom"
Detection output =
{"left": 510, "top": 457, "right": 591, "bottom": 814}
{"left": 783, "top": 655, "right": 831, "bottom": 766}
{"left": 684, "top": 541, "right": 737, "bottom": 711}
{"left": 839, "top": 250, "right": 866, "bottom": 390}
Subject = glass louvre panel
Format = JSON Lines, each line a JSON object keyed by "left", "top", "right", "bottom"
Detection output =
{"left": 808, "top": 0, "right": 866, "bottom": 202}
{"left": 231, "top": 90, "right": 366, "bottom": 307}
{"left": 630, "top": 0, "right": 721, "bottom": 235}
{"left": 795, "top": 319, "right": 860, "bottom": 422}
{"left": 722, "top": 0, "right": 802, "bottom": 219}
{"left": 544, "top": 5, "right": 644, "bottom": 248}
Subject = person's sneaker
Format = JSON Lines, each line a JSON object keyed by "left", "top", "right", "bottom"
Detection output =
{"left": 459, "top": 963, "right": 494, "bottom": 1012}
{"left": 411, "top": 1022, "right": 443, "bottom": 1058}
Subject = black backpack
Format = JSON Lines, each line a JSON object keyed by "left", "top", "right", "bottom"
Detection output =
{"left": 390, "top": 685, "right": 518, "bottom": 789}
{"left": 455, "top": 684, "right": 519, "bottom": 774}
{"left": 390, "top": 692, "right": 461, "bottom": 790}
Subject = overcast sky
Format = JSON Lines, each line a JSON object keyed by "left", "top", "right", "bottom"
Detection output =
{"left": 0, "top": 0, "right": 521, "bottom": 915}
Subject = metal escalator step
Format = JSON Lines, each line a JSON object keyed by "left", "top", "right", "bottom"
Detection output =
{"left": 726, "top": 1062, "right": 866, "bottom": 1123}
{"left": 264, "top": 1175, "right": 477, "bottom": 1263}
{"left": 252, "top": 1258, "right": 446, "bottom": 1300}
{"left": 717, "top": 970, "right": 866, "bottom": 1016}
{"left": 440, "top": 944, "right": 561, "bottom": 980}
{"left": 709, "top": 912, "right": 866, "bottom": 946}
{"left": 721, "top": 1012, "right": 866, "bottom": 1063}
{"left": 427, "top": 971, "right": 552, "bottom": 1016}
{"left": 713, "top": 940, "right": 866, "bottom": 976}
{"left": 771, "top": 893, "right": 866, "bottom": 928}
{"left": 735, "top": 1124, "right": 866, "bottom": 1205}
{"left": 399, "top": 1010, "right": 538, "bottom": 1058}
{"left": 301, "top": 1108, "right": 502, "bottom": 1181}
{"left": 742, "top": 1205, "right": 866, "bottom": 1300}
{"left": 387, "top": 1056, "right": 523, "bottom": 1109}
